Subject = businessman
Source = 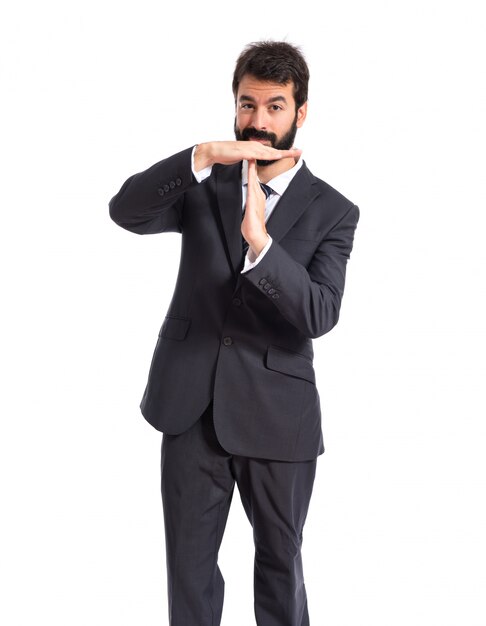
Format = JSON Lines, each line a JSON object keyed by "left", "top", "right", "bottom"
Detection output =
{"left": 109, "top": 41, "right": 359, "bottom": 626}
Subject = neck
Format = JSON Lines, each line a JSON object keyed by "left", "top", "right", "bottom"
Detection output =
{"left": 257, "top": 156, "right": 297, "bottom": 183}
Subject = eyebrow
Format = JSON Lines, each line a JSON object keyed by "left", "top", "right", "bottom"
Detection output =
{"left": 238, "top": 95, "right": 288, "bottom": 104}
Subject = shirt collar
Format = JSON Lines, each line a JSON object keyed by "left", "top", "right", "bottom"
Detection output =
{"left": 241, "top": 154, "right": 304, "bottom": 196}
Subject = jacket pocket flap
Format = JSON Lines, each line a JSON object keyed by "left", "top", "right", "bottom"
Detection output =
{"left": 283, "top": 226, "right": 324, "bottom": 241}
{"left": 159, "top": 315, "right": 191, "bottom": 341}
{"left": 265, "top": 345, "right": 315, "bottom": 384}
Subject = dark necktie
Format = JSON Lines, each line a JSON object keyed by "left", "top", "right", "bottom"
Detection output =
{"left": 242, "top": 183, "right": 274, "bottom": 255}
{"left": 259, "top": 183, "right": 273, "bottom": 199}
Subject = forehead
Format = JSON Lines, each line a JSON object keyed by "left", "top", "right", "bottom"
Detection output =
{"left": 237, "top": 75, "right": 295, "bottom": 102}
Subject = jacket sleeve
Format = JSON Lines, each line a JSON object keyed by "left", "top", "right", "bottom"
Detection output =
{"left": 108, "top": 146, "right": 196, "bottom": 235}
{"left": 242, "top": 203, "right": 360, "bottom": 338}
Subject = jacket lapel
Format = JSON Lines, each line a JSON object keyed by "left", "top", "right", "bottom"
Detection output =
{"left": 265, "top": 162, "right": 320, "bottom": 241}
{"left": 215, "top": 162, "right": 243, "bottom": 276}
{"left": 215, "top": 161, "right": 320, "bottom": 276}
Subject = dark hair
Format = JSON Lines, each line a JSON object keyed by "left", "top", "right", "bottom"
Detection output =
{"left": 232, "top": 41, "right": 309, "bottom": 110}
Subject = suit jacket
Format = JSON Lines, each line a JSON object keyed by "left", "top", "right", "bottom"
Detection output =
{"left": 109, "top": 146, "right": 359, "bottom": 461}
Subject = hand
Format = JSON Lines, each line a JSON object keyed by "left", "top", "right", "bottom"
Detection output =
{"left": 194, "top": 141, "right": 301, "bottom": 171}
{"left": 241, "top": 159, "right": 269, "bottom": 256}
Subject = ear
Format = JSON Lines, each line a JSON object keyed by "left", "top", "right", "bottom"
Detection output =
{"left": 296, "top": 101, "right": 308, "bottom": 128}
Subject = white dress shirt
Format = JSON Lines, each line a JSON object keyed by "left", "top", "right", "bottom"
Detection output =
{"left": 191, "top": 146, "right": 304, "bottom": 273}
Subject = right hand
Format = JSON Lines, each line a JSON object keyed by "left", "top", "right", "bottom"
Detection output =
{"left": 194, "top": 141, "right": 301, "bottom": 171}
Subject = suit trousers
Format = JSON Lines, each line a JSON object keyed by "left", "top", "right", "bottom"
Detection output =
{"left": 160, "top": 399, "right": 317, "bottom": 626}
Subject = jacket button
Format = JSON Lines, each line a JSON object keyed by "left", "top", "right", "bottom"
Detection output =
{"left": 163, "top": 184, "right": 170, "bottom": 192}
{"left": 157, "top": 188, "right": 165, "bottom": 196}
{"left": 223, "top": 336, "right": 233, "bottom": 346}
{"left": 272, "top": 293, "right": 280, "bottom": 299}
{"left": 268, "top": 288, "right": 275, "bottom": 294}
{"left": 232, "top": 298, "right": 241, "bottom": 306}
{"left": 169, "top": 180, "right": 176, "bottom": 189}
{"left": 259, "top": 278, "right": 267, "bottom": 285}
{"left": 263, "top": 283, "right": 270, "bottom": 291}
{"left": 176, "top": 177, "right": 182, "bottom": 186}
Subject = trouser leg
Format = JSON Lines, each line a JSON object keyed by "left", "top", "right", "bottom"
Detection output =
{"left": 232, "top": 455, "right": 317, "bottom": 626}
{"left": 161, "top": 401, "right": 235, "bottom": 626}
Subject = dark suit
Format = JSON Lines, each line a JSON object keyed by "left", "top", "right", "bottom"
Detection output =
{"left": 109, "top": 145, "right": 359, "bottom": 624}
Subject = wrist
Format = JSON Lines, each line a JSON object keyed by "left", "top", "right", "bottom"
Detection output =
{"left": 249, "top": 232, "right": 269, "bottom": 257}
{"left": 194, "top": 143, "right": 213, "bottom": 171}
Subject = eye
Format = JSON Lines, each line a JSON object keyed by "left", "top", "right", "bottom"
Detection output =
{"left": 240, "top": 103, "right": 254, "bottom": 110}
{"left": 269, "top": 104, "right": 282, "bottom": 111}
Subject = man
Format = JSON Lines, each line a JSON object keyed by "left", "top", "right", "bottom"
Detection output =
{"left": 109, "top": 41, "right": 359, "bottom": 626}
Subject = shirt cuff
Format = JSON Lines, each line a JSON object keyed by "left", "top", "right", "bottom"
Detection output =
{"left": 191, "top": 145, "right": 213, "bottom": 182}
{"left": 241, "top": 235, "right": 273, "bottom": 273}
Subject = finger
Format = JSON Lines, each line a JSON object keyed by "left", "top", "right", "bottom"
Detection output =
{"left": 244, "top": 142, "right": 302, "bottom": 161}
{"left": 247, "top": 159, "right": 257, "bottom": 187}
{"left": 246, "top": 141, "right": 282, "bottom": 159}
{"left": 266, "top": 147, "right": 302, "bottom": 160}
{"left": 247, "top": 160, "right": 264, "bottom": 199}
{"left": 279, "top": 147, "right": 302, "bottom": 159}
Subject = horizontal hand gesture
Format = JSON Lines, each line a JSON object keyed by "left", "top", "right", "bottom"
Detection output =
{"left": 194, "top": 141, "right": 301, "bottom": 170}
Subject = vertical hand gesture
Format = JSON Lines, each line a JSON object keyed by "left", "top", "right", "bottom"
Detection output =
{"left": 241, "top": 160, "right": 269, "bottom": 257}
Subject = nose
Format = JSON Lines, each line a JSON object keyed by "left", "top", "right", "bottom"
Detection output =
{"left": 251, "top": 107, "right": 268, "bottom": 130}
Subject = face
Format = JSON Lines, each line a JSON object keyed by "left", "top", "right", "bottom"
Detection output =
{"left": 234, "top": 74, "right": 307, "bottom": 166}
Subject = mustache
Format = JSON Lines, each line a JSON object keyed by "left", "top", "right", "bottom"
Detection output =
{"left": 239, "top": 127, "right": 277, "bottom": 143}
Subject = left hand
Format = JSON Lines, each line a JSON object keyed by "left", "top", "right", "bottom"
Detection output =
{"left": 241, "top": 160, "right": 270, "bottom": 256}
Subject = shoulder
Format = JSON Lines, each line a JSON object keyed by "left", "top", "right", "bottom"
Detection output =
{"left": 302, "top": 161, "right": 357, "bottom": 210}
{"left": 294, "top": 162, "right": 360, "bottom": 232}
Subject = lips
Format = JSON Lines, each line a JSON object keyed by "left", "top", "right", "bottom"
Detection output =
{"left": 234, "top": 124, "right": 278, "bottom": 146}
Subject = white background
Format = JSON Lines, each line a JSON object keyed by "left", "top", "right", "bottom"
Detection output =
{"left": 1, "top": 1, "right": 485, "bottom": 624}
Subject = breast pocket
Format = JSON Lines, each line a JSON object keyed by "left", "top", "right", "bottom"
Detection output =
{"left": 279, "top": 232, "right": 320, "bottom": 268}
{"left": 282, "top": 227, "right": 324, "bottom": 242}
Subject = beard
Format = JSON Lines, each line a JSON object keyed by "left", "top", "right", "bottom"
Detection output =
{"left": 234, "top": 113, "right": 298, "bottom": 166}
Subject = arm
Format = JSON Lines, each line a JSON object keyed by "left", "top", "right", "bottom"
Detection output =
{"left": 108, "top": 146, "right": 195, "bottom": 235}
{"left": 109, "top": 143, "right": 300, "bottom": 235}
{"left": 242, "top": 203, "right": 360, "bottom": 339}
